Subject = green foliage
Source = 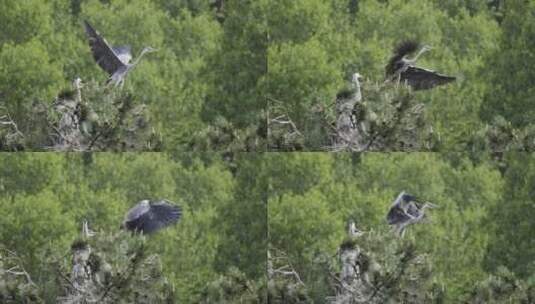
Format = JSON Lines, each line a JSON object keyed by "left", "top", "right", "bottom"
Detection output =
{"left": 464, "top": 266, "right": 535, "bottom": 303}
{"left": 471, "top": 0, "right": 535, "bottom": 152}
{"left": 269, "top": 190, "right": 343, "bottom": 269}
{"left": 188, "top": 115, "right": 267, "bottom": 152}
{"left": 201, "top": 0, "right": 267, "bottom": 129}
{"left": 480, "top": 0, "right": 535, "bottom": 128}
{"left": 267, "top": 0, "right": 504, "bottom": 151}
{"left": 267, "top": 249, "right": 311, "bottom": 303}
{"left": 0, "top": 248, "right": 43, "bottom": 303}
{"left": 267, "top": 39, "right": 340, "bottom": 126}
{"left": 55, "top": 232, "right": 175, "bottom": 303}
{"left": 201, "top": 267, "right": 267, "bottom": 303}
{"left": 215, "top": 154, "right": 268, "bottom": 278}
{"left": 0, "top": 40, "right": 64, "bottom": 122}
{"left": 0, "top": 0, "right": 264, "bottom": 151}
{"left": 484, "top": 153, "right": 535, "bottom": 279}
{"left": 0, "top": 0, "right": 53, "bottom": 45}
{"left": 340, "top": 230, "right": 441, "bottom": 303}
{"left": 0, "top": 153, "right": 267, "bottom": 302}
{"left": 267, "top": 153, "right": 512, "bottom": 302}
{"left": 0, "top": 191, "right": 77, "bottom": 273}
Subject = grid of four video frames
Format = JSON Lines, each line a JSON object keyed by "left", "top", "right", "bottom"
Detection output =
{"left": 1, "top": 1, "right": 533, "bottom": 303}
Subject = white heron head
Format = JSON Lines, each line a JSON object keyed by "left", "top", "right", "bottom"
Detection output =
{"left": 352, "top": 73, "right": 363, "bottom": 83}
{"left": 142, "top": 46, "right": 158, "bottom": 53}
{"left": 421, "top": 44, "right": 433, "bottom": 52}
{"left": 73, "top": 77, "right": 83, "bottom": 89}
{"left": 423, "top": 202, "right": 438, "bottom": 209}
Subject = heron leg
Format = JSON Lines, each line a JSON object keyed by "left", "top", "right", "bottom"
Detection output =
{"left": 394, "top": 224, "right": 403, "bottom": 237}
{"left": 114, "top": 77, "right": 125, "bottom": 89}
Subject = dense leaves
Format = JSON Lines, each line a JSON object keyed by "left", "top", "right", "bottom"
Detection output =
{"left": 0, "top": 0, "right": 266, "bottom": 151}
{"left": 267, "top": 0, "right": 535, "bottom": 151}
{"left": 0, "top": 153, "right": 267, "bottom": 303}
{"left": 267, "top": 153, "right": 533, "bottom": 302}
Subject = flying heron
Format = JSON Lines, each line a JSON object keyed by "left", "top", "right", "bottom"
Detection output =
{"left": 83, "top": 20, "right": 158, "bottom": 87}
{"left": 386, "top": 191, "right": 437, "bottom": 237}
{"left": 122, "top": 199, "right": 182, "bottom": 234}
{"left": 385, "top": 40, "right": 455, "bottom": 90}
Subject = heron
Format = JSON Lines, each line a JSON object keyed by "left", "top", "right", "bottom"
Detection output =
{"left": 122, "top": 199, "right": 182, "bottom": 234}
{"left": 82, "top": 220, "right": 96, "bottom": 238}
{"left": 385, "top": 40, "right": 455, "bottom": 90}
{"left": 386, "top": 191, "right": 437, "bottom": 237}
{"left": 347, "top": 220, "right": 364, "bottom": 237}
{"left": 83, "top": 20, "right": 158, "bottom": 88}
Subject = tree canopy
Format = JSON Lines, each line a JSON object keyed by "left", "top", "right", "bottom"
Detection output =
{"left": 267, "top": 153, "right": 535, "bottom": 302}
{"left": 0, "top": 153, "right": 267, "bottom": 303}
{"left": 267, "top": 0, "right": 533, "bottom": 151}
{"left": 0, "top": 0, "right": 266, "bottom": 152}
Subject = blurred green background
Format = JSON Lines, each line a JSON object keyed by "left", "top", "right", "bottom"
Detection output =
{"left": 268, "top": 152, "right": 535, "bottom": 302}
{"left": 0, "top": 0, "right": 267, "bottom": 151}
{"left": 0, "top": 153, "right": 267, "bottom": 302}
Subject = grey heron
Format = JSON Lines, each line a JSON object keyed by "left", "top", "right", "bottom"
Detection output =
{"left": 385, "top": 40, "right": 455, "bottom": 90}
{"left": 82, "top": 220, "right": 96, "bottom": 238}
{"left": 347, "top": 220, "right": 364, "bottom": 237}
{"left": 122, "top": 199, "right": 182, "bottom": 234}
{"left": 386, "top": 191, "right": 437, "bottom": 237}
{"left": 83, "top": 21, "right": 158, "bottom": 87}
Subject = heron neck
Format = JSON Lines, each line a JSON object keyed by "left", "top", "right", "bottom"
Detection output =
{"left": 351, "top": 74, "right": 362, "bottom": 102}
{"left": 131, "top": 49, "right": 149, "bottom": 68}
{"left": 75, "top": 86, "right": 82, "bottom": 103}
{"left": 408, "top": 48, "right": 428, "bottom": 63}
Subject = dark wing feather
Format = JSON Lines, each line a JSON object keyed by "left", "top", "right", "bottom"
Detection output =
{"left": 386, "top": 40, "right": 419, "bottom": 78}
{"left": 401, "top": 66, "right": 456, "bottom": 90}
{"left": 405, "top": 202, "right": 421, "bottom": 218}
{"left": 83, "top": 21, "right": 125, "bottom": 75}
{"left": 386, "top": 206, "right": 411, "bottom": 225}
{"left": 385, "top": 59, "right": 406, "bottom": 79}
{"left": 140, "top": 200, "right": 182, "bottom": 234}
{"left": 394, "top": 40, "right": 419, "bottom": 56}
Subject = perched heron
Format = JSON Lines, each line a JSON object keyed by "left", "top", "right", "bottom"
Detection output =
{"left": 386, "top": 191, "right": 437, "bottom": 237}
{"left": 83, "top": 20, "right": 158, "bottom": 87}
{"left": 385, "top": 40, "right": 455, "bottom": 90}
{"left": 82, "top": 220, "right": 96, "bottom": 238}
{"left": 122, "top": 199, "right": 182, "bottom": 234}
{"left": 347, "top": 220, "right": 364, "bottom": 237}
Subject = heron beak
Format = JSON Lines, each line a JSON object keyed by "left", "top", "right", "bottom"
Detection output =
{"left": 426, "top": 202, "right": 438, "bottom": 208}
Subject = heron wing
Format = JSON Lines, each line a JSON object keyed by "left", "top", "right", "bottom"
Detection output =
{"left": 390, "top": 191, "right": 406, "bottom": 208}
{"left": 125, "top": 201, "right": 150, "bottom": 222}
{"left": 83, "top": 21, "right": 125, "bottom": 75}
{"left": 405, "top": 202, "right": 421, "bottom": 218}
{"left": 385, "top": 59, "right": 406, "bottom": 79}
{"left": 141, "top": 200, "right": 182, "bottom": 234}
{"left": 112, "top": 46, "right": 132, "bottom": 64}
{"left": 401, "top": 66, "right": 456, "bottom": 90}
{"left": 386, "top": 205, "right": 411, "bottom": 225}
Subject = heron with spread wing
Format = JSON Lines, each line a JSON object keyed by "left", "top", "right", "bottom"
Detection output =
{"left": 386, "top": 191, "right": 437, "bottom": 237}
{"left": 385, "top": 40, "right": 455, "bottom": 90}
{"left": 122, "top": 199, "right": 182, "bottom": 234}
{"left": 83, "top": 20, "right": 157, "bottom": 87}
